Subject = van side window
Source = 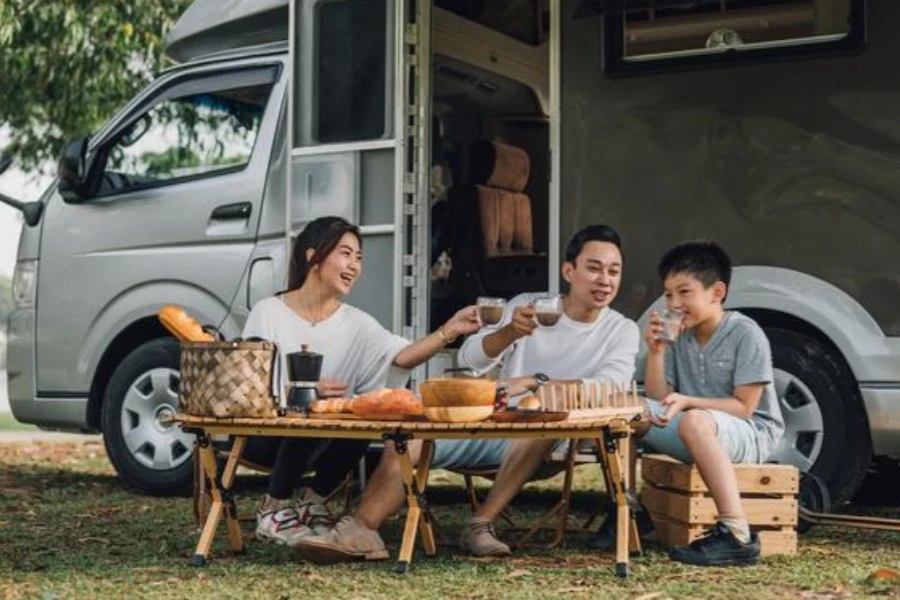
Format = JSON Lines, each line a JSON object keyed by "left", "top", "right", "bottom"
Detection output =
{"left": 315, "top": 0, "right": 387, "bottom": 142}
{"left": 602, "top": 0, "right": 866, "bottom": 75}
{"left": 99, "top": 82, "right": 273, "bottom": 195}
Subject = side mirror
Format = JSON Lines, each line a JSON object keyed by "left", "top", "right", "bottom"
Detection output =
{"left": 58, "top": 137, "right": 90, "bottom": 203}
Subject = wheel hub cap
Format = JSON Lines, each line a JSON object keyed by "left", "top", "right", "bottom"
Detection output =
{"left": 120, "top": 367, "right": 193, "bottom": 471}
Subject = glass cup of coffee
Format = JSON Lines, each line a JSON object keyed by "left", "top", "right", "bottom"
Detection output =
{"left": 533, "top": 293, "right": 563, "bottom": 327}
{"left": 655, "top": 308, "right": 684, "bottom": 344}
{"left": 477, "top": 297, "right": 506, "bottom": 327}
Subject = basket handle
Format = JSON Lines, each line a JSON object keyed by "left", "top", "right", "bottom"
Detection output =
{"left": 201, "top": 325, "right": 226, "bottom": 342}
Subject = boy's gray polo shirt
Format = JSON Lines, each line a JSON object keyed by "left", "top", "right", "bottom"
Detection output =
{"left": 664, "top": 311, "right": 784, "bottom": 461}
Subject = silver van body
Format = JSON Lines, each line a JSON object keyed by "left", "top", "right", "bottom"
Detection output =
{"left": 6, "top": 0, "right": 899, "bottom": 503}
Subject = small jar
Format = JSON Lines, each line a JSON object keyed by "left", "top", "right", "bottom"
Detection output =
{"left": 494, "top": 384, "right": 510, "bottom": 412}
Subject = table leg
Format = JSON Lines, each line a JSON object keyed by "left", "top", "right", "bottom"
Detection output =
{"left": 393, "top": 438, "right": 435, "bottom": 574}
{"left": 417, "top": 440, "right": 437, "bottom": 557}
{"left": 602, "top": 426, "right": 634, "bottom": 578}
{"left": 191, "top": 434, "right": 246, "bottom": 566}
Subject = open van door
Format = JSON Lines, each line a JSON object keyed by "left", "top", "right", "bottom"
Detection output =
{"left": 288, "top": 0, "right": 432, "bottom": 383}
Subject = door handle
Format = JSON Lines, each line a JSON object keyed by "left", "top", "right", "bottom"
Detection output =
{"left": 210, "top": 202, "right": 252, "bottom": 220}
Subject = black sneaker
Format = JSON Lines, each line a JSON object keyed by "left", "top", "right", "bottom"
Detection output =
{"left": 670, "top": 522, "right": 760, "bottom": 566}
{"left": 588, "top": 500, "right": 656, "bottom": 551}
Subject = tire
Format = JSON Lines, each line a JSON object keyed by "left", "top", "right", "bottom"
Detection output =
{"left": 101, "top": 338, "right": 195, "bottom": 496}
{"left": 765, "top": 327, "right": 872, "bottom": 508}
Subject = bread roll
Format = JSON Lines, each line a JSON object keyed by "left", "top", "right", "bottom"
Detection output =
{"left": 351, "top": 388, "right": 424, "bottom": 416}
{"left": 517, "top": 395, "right": 542, "bottom": 411}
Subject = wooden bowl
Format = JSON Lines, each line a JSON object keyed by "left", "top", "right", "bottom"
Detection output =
{"left": 424, "top": 406, "right": 494, "bottom": 423}
{"left": 419, "top": 378, "right": 496, "bottom": 408}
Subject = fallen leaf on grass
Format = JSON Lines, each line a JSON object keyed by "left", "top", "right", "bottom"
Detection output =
{"left": 76, "top": 537, "right": 110, "bottom": 544}
{"left": 507, "top": 569, "right": 531, "bottom": 578}
{"left": 131, "top": 566, "right": 168, "bottom": 574}
{"left": 305, "top": 573, "right": 326, "bottom": 583}
{"left": 867, "top": 568, "right": 900, "bottom": 583}
{"left": 797, "top": 584, "right": 850, "bottom": 599}
{"left": 633, "top": 593, "right": 665, "bottom": 600}
{"left": 804, "top": 545, "right": 838, "bottom": 556}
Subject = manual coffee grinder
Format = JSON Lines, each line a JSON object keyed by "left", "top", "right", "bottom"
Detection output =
{"left": 285, "top": 344, "right": 323, "bottom": 414}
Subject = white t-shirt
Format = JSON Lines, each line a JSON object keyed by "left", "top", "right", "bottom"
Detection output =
{"left": 242, "top": 296, "right": 411, "bottom": 399}
{"left": 457, "top": 293, "right": 640, "bottom": 404}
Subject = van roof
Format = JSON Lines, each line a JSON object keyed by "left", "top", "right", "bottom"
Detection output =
{"left": 164, "top": 0, "right": 289, "bottom": 64}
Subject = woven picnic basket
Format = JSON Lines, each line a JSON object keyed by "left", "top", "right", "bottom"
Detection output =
{"left": 179, "top": 340, "right": 279, "bottom": 418}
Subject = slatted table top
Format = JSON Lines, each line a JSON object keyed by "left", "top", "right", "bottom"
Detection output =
{"left": 175, "top": 408, "right": 644, "bottom": 436}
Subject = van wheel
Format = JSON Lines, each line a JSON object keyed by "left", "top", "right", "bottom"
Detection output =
{"left": 101, "top": 338, "right": 194, "bottom": 496}
{"left": 765, "top": 328, "right": 872, "bottom": 508}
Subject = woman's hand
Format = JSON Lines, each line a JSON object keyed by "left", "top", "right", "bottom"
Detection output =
{"left": 316, "top": 378, "right": 348, "bottom": 398}
{"left": 505, "top": 303, "right": 537, "bottom": 340}
{"left": 644, "top": 310, "right": 669, "bottom": 355}
{"left": 443, "top": 305, "right": 482, "bottom": 340}
{"left": 649, "top": 392, "right": 689, "bottom": 427}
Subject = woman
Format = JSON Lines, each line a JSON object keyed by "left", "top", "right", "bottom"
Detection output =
{"left": 244, "top": 216, "right": 481, "bottom": 547}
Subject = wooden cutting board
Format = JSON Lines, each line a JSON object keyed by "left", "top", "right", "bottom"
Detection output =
{"left": 489, "top": 409, "right": 569, "bottom": 423}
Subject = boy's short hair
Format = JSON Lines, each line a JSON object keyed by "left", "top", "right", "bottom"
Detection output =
{"left": 564, "top": 224, "right": 623, "bottom": 264}
{"left": 657, "top": 240, "right": 732, "bottom": 289}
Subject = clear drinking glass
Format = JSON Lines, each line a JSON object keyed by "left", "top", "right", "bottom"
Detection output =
{"left": 477, "top": 296, "right": 506, "bottom": 327}
{"left": 655, "top": 308, "right": 684, "bottom": 344}
{"left": 533, "top": 293, "right": 563, "bottom": 327}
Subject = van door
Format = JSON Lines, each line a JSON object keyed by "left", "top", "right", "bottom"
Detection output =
{"left": 288, "top": 0, "right": 432, "bottom": 382}
{"left": 36, "top": 61, "right": 284, "bottom": 394}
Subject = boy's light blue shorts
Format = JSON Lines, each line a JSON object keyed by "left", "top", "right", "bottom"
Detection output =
{"left": 640, "top": 399, "right": 762, "bottom": 464}
{"left": 432, "top": 438, "right": 568, "bottom": 471}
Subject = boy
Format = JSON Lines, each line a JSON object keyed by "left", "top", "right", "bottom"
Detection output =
{"left": 632, "top": 240, "right": 784, "bottom": 566}
{"left": 293, "top": 224, "right": 640, "bottom": 562}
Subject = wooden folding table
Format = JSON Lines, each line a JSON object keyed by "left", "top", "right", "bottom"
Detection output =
{"left": 176, "top": 409, "right": 644, "bottom": 577}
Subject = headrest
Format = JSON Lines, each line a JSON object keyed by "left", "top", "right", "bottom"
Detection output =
{"left": 469, "top": 140, "right": 530, "bottom": 193}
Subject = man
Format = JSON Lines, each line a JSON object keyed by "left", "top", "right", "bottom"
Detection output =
{"left": 294, "top": 224, "right": 640, "bottom": 562}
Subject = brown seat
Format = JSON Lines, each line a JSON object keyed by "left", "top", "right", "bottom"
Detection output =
{"left": 449, "top": 140, "right": 547, "bottom": 301}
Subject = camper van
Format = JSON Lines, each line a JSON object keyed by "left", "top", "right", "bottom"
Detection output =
{"left": 5, "top": 0, "right": 899, "bottom": 507}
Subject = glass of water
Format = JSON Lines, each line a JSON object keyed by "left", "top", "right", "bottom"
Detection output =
{"left": 655, "top": 308, "right": 684, "bottom": 344}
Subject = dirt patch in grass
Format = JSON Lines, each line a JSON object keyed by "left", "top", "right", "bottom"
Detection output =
{"left": 1, "top": 441, "right": 899, "bottom": 599}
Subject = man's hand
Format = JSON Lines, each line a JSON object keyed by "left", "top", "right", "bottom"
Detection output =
{"left": 505, "top": 303, "right": 538, "bottom": 340}
{"left": 316, "top": 378, "right": 348, "bottom": 398}
{"left": 649, "top": 392, "right": 690, "bottom": 426}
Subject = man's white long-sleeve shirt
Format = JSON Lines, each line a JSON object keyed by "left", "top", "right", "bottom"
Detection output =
{"left": 457, "top": 293, "right": 640, "bottom": 402}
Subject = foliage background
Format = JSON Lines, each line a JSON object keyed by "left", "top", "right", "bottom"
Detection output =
{"left": 0, "top": 0, "right": 192, "bottom": 172}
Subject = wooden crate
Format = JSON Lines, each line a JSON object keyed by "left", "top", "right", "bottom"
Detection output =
{"left": 641, "top": 454, "right": 799, "bottom": 556}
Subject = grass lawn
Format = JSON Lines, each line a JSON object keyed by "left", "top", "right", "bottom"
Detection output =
{"left": 0, "top": 411, "right": 37, "bottom": 432}
{"left": 0, "top": 441, "right": 898, "bottom": 600}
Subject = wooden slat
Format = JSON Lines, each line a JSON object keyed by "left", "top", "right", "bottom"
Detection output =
{"left": 641, "top": 454, "right": 799, "bottom": 494}
{"left": 642, "top": 484, "right": 798, "bottom": 526}
{"left": 651, "top": 513, "right": 797, "bottom": 557}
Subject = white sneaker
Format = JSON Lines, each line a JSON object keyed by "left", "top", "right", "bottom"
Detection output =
{"left": 255, "top": 496, "right": 314, "bottom": 546}
{"left": 293, "top": 487, "right": 334, "bottom": 536}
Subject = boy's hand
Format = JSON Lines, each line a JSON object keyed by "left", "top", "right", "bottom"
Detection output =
{"left": 650, "top": 392, "right": 689, "bottom": 426}
{"left": 505, "top": 304, "right": 538, "bottom": 339}
{"left": 644, "top": 310, "right": 668, "bottom": 355}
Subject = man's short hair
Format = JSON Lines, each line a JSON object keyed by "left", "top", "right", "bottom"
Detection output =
{"left": 564, "top": 224, "right": 623, "bottom": 264}
{"left": 657, "top": 240, "right": 732, "bottom": 289}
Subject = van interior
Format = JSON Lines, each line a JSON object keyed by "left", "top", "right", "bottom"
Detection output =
{"left": 428, "top": 4, "right": 551, "bottom": 332}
